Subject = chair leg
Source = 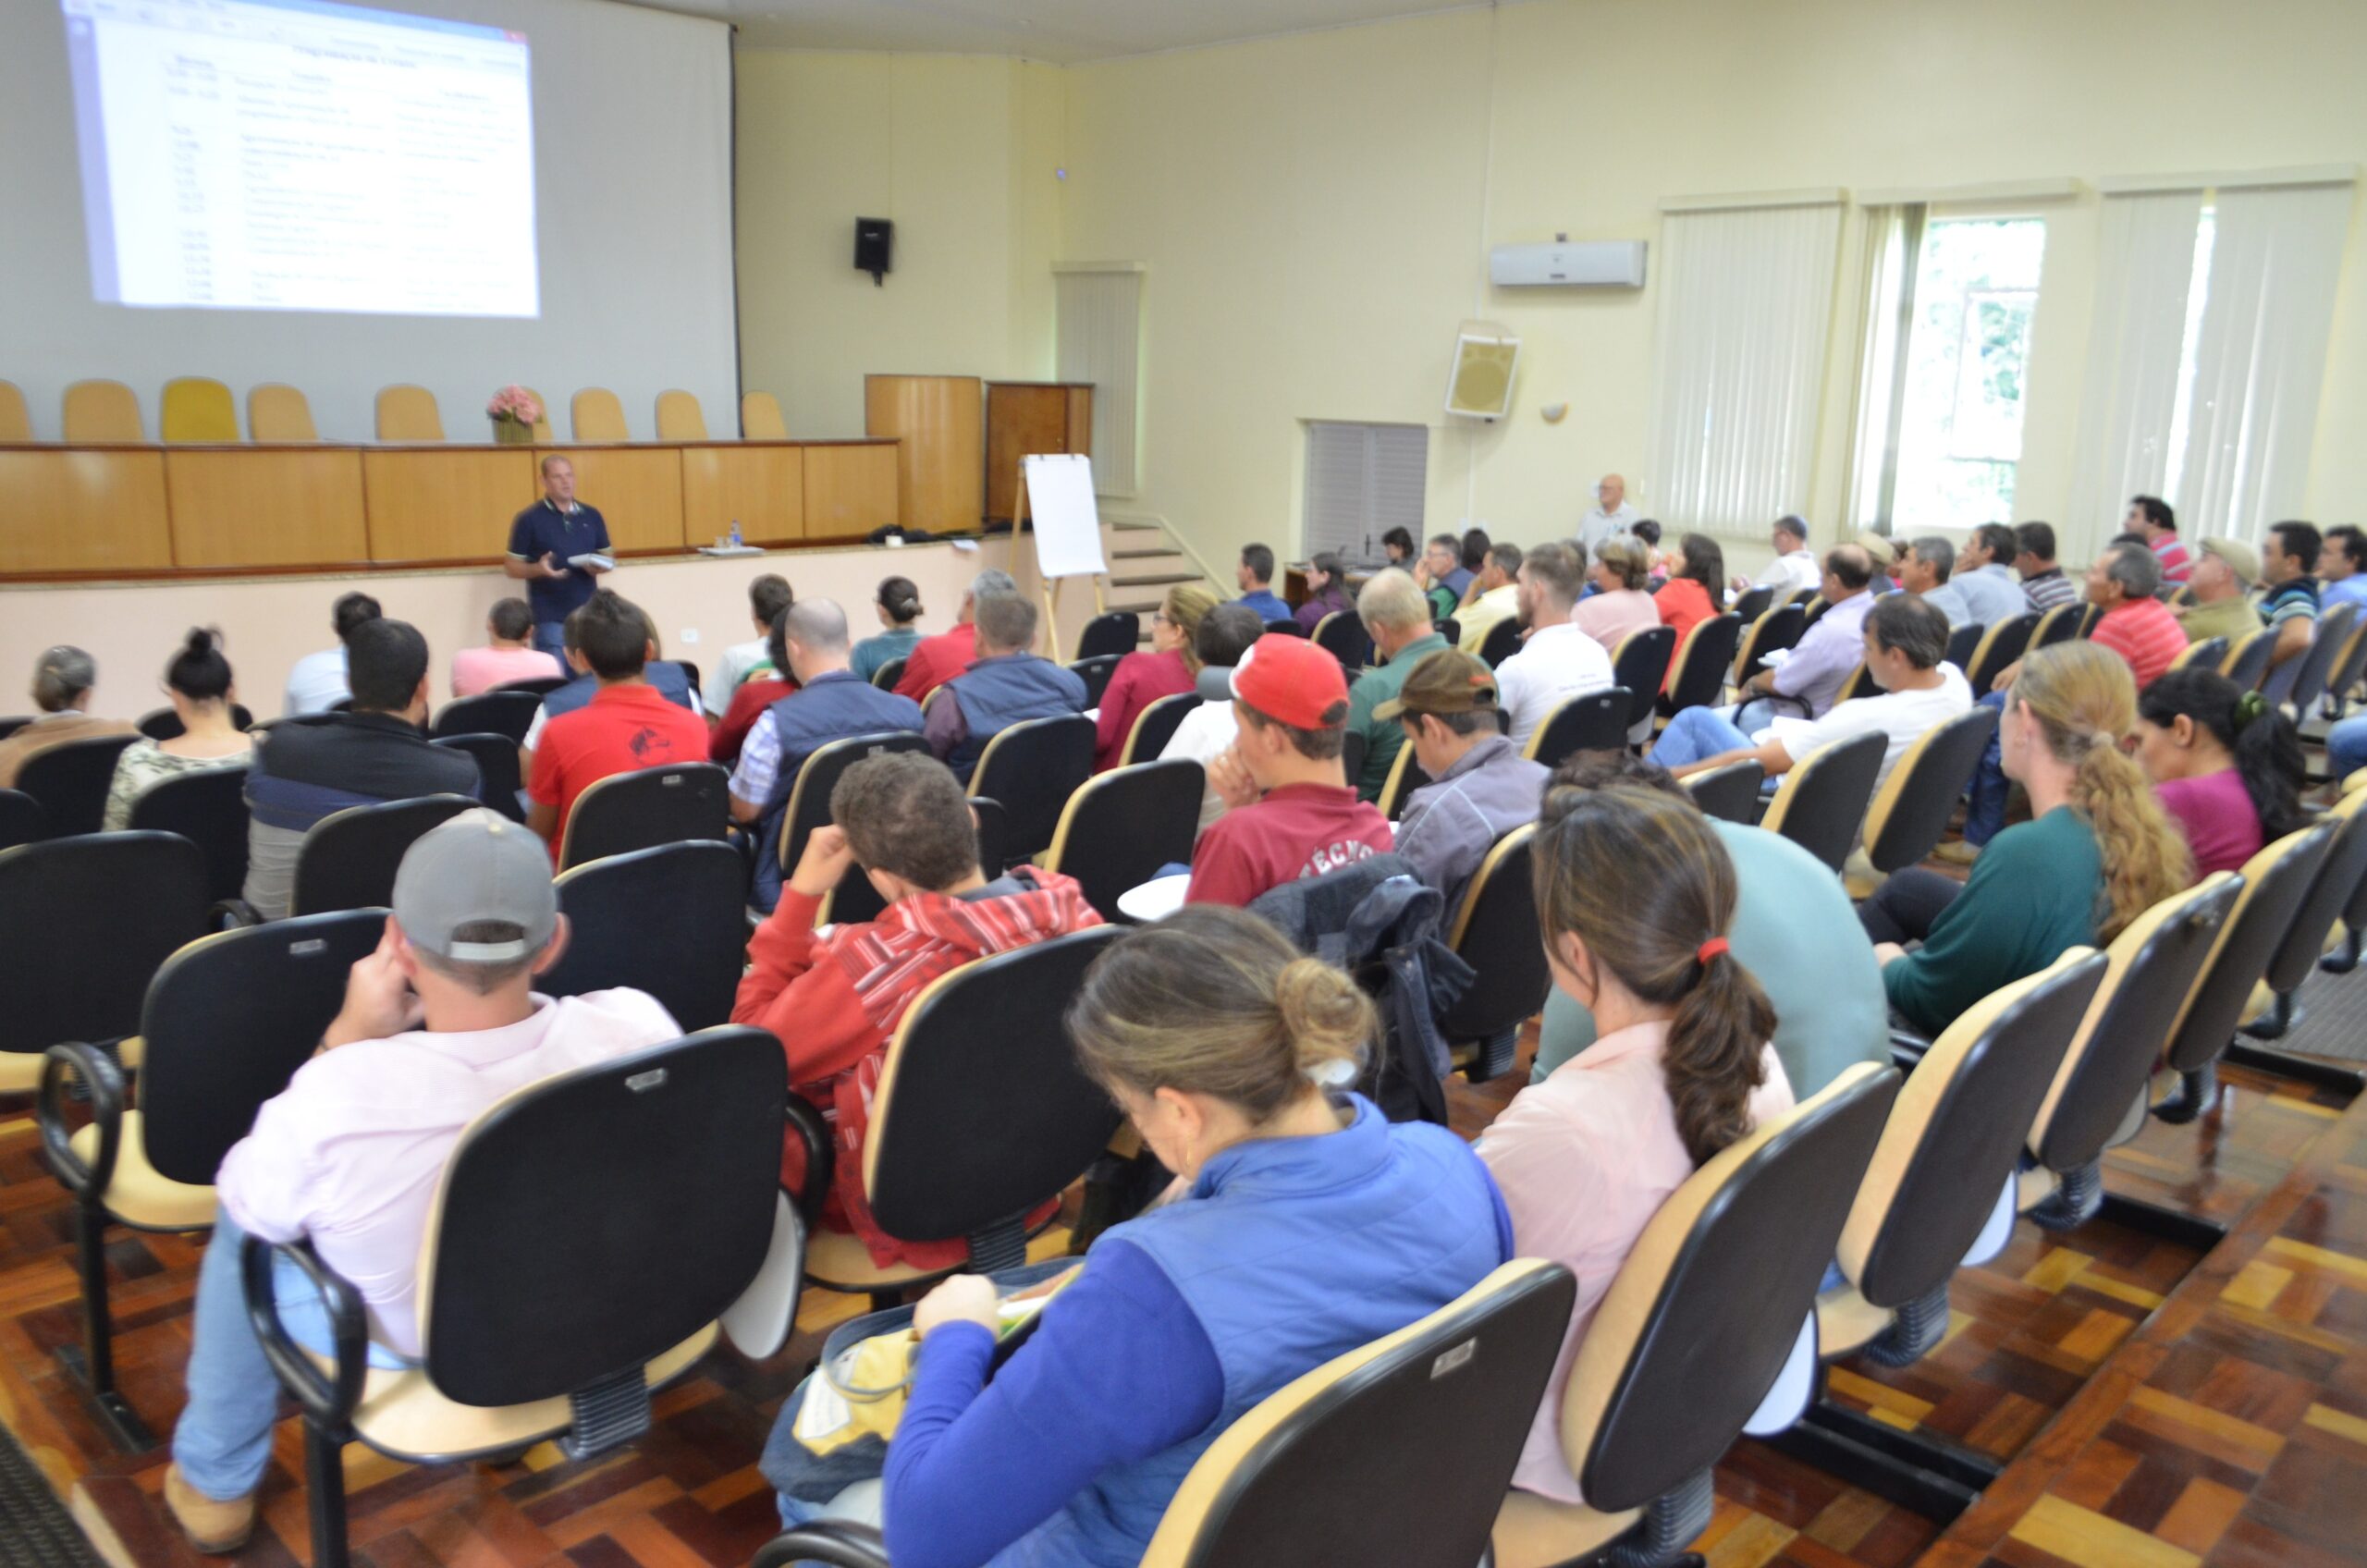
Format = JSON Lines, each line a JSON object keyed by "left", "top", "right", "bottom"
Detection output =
{"left": 304, "top": 1421, "right": 352, "bottom": 1568}
{"left": 2151, "top": 1062, "right": 2218, "bottom": 1125}
{"left": 2238, "top": 989, "right": 2297, "bottom": 1041}
{"left": 2323, "top": 927, "right": 2362, "bottom": 974}
{"left": 966, "top": 1219, "right": 1030, "bottom": 1276}
{"left": 1464, "top": 1028, "right": 1517, "bottom": 1084}
{"left": 55, "top": 1203, "right": 155, "bottom": 1452}
{"left": 1862, "top": 1284, "right": 1950, "bottom": 1367}
{"left": 1602, "top": 1470, "right": 1713, "bottom": 1568}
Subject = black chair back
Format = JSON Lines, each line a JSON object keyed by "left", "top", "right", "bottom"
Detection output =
{"left": 1476, "top": 618, "right": 1522, "bottom": 668}
{"left": 1433, "top": 619, "right": 1460, "bottom": 646}
{"left": 2030, "top": 601, "right": 2083, "bottom": 650}
{"left": 0, "top": 833, "right": 208, "bottom": 1060}
{"left": 544, "top": 841, "right": 750, "bottom": 1032}
{"left": 1683, "top": 759, "right": 1764, "bottom": 824}
{"left": 778, "top": 731, "right": 935, "bottom": 876}
{"left": 2285, "top": 602, "right": 2359, "bottom": 716}
{"left": 969, "top": 797, "right": 1009, "bottom": 889}
{"left": 2263, "top": 794, "right": 2367, "bottom": 998}
{"left": 1611, "top": 628, "right": 1676, "bottom": 735}
{"left": 1313, "top": 610, "right": 1374, "bottom": 673}
{"left": 865, "top": 928, "right": 1124, "bottom": 1247}
{"left": 1044, "top": 760, "right": 1205, "bottom": 922}
{"left": 1659, "top": 614, "right": 1742, "bottom": 718}
{"left": 558, "top": 763, "right": 730, "bottom": 872}
{"left": 432, "top": 733, "right": 525, "bottom": 823}
{"left": 1861, "top": 706, "right": 1997, "bottom": 876}
{"left": 0, "top": 717, "right": 31, "bottom": 741}
{"left": 2323, "top": 615, "right": 2367, "bottom": 707}
{"left": 2165, "top": 823, "right": 2335, "bottom": 1073}
{"left": 432, "top": 691, "right": 541, "bottom": 743}
{"left": 292, "top": 795, "right": 477, "bottom": 917}
{"left": 2173, "top": 635, "right": 2228, "bottom": 674}
{"left": 494, "top": 675, "right": 570, "bottom": 699}
{"left": 423, "top": 1028, "right": 784, "bottom": 1407}
{"left": 18, "top": 733, "right": 140, "bottom": 837}
{"left": 1341, "top": 729, "right": 1367, "bottom": 792}
{"left": 2223, "top": 629, "right": 2276, "bottom": 692}
{"left": 1964, "top": 611, "right": 2040, "bottom": 699}
{"left": 138, "top": 704, "right": 254, "bottom": 740}
{"left": 1760, "top": 729, "right": 1887, "bottom": 873}
{"left": 870, "top": 656, "right": 908, "bottom": 692}
{"left": 1268, "top": 618, "right": 1308, "bottom": 639}
{"left": 0, "top": 789, "right": 47, "bottom": 851}
{"left": 968, "top": 714, "right": 1096, "bottom": 864}
{"left": 1074, "top": 612, "right": 1141, "bottom": 662}
{"left": 140, "top": 910, "right": 386, "bottom": 1185}
{"left": 1524, "top": 689, "right": 1630, "bottom": 770}
{"left": 1121, "top": 692, "right": 1201, "bottom": 768}
{"left": 128, "top": 765, "right": 251, "bottom": 903}
{"left": 1068, "top": 655, "right": 1124, "bottom": 710}
{"left": 1732, "top": 603, "right": 1806, "bottom": 686}
{"left": 1732, "top": 585, "right": 1775, "bottom": 624}
{"left": 1438, "top": 828, "right": 1549, "bottom": 1045}
{"left": 1944, "top": 620, "right": 1986, "bottom": 671}
{"left": 664, "top": 660, "right": 703, "bottom": 710}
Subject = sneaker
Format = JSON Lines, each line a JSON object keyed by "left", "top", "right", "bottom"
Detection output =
{"left": 1933, "top": 839, "right": 1981, "bottom": 865}
{"left": 165, "top": 1464, "right": 254, "bottom": 1556}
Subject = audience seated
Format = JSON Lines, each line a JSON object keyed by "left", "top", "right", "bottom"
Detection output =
{"left": 1732, "top": 513, "right": 1821, "bottom": 597}
{"left": 1900, "top": 535, "right": 1975, "bottom": 628}
{"left": 757, "top": 905, "right": 1508, "bottom": 1558}
{"left": 1187, "top": 634, "right": 1392, "bottom": 905}
{"left": 519, "top": 604, "right": 700, "bottom": 754}
{"left": 852, "top": 574, "right": 926, "bottom": 683}
{"left": 1954, "top": 523, "right": 2031, "bottom": 628}
{"left": 1857, "top": 530, "right": 1902, "bottom": 594}
{"left": 2177, "top": 537, "right": 2265, "bottom": 645}
{"left": 1863, "top": 642, "right": 2189, "bottom": 1038}
{"left": 0, "top": 644, "right": 133, "bottom": 790}
{"left": 1232, "top": 543, "right": 1292, "bottom": 623}
{"left": 2015, "top": 521, "right": 2079, "bottom": 612}
{"left": 2135, "top": 669, "right": 2306, "bottom": 877}
{"left": 1528, "top": 754, "right": 1888, "bottom": 1099}
{"left": 1477, "top": 778, "right": 1792, "bottom": 1505}
{"left": 448, "top": 597, "right": 565, "bottom": 699}
{"left": 706, "top": 572, "right": 797, "bottom": 717}
{"left": 103, "top": 629, "right": 251, "bottom": 830}
{"left": 1416, "top": 533, "right": 1473, "bottom": 621}
{"left": 732, "top": 752, "right": 1100, "bottom": 1268}
{"left": 1095, "top": 582, "right": 1219, "bottom": 772}
{"left": 282, "top": 591, "right": 379, "bottom": 717}
{"left": 895, "top": 569, "right": 1017, "bottom": 703}
{"left": 1492, "top": 542, "right": 1614, "bottom": 747}
{"left": 1632, "top": 518, "right": 1669, "bottom": 590}
{"left": 525, "top": 591, "right": 710, "bottom": 858}
{"left": 1651, "top": 533, "right": 1724, "bottom": 679}
{"left": 2260, "top": 521, "right": 2324, "bottom": 693}
{"left": 1344, "top": 570, "right": 1453, "bottom": 800}
{"left": 1571, "top": 537, "right": 1661, "bottom": 654}
{"left": 1453, "top": 543, "right": 1525, "bottom": 651}
{"left": 1732, "top": 545, "right": 1878, "bottom": 723}
{"left": 1458, "top": 526, "right": 1494, "bottom": 600}
{"left": 166, "top": 811, "right": 678, "bottom": 1555}
{"left": 1160, "top": 604, "right": 1265, "bottom": 835}
{"left": 926, "top": 593, "right": 1089, "bottom": 778}
{"left": 242, "top": 619, "right": 479, "bottom": 920}
{"left": 1380, "top": 525, "right": 1417, "bottom": 569}
{"left": 1381, "top": 650, "right": 1548, "bottom": 915}
{"left": 1294, "top": 550, "right": 1357, "bottom": 632}
{"left": 708, "top": 605, "right": 800, "bottom": 767}
{"left": 2323, "top": 526, "right": 2367, "bottom": 614}
{"left": 2130, "top": 494, "right": 2190, "bottom": 584}
{"left": 730, "top": 600, "right": 926, "bottom": 912}
{"left": 1655, "top": 594, "right": 1969, "bottom": 789}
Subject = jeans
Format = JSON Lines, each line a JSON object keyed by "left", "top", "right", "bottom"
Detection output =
{"left": 1652, "top": 706, "right": 1754, "bottom": 770}
{"left": 2331, "top": 715, "right": 2367, "bottom": 785}
{"left": 533, "top": 620, "right": 567, "bottom": 661}
{"left": 1960, "top": 691, "right": 2012, "bottom": 847}
{"left": 174, "top": 1214, "right": 411, "bottom": 1503}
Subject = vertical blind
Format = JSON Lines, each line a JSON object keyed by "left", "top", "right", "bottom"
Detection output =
{"left": 2065, "top": 189, "right": 2206, "bottom": 538}
{"left": 1645, "top": 200, "right": 1843, "bottom": 533}
{"left": 1303, "top": 422, "right": 1429, "bottom": 564}
{"left": 1054, "top": 268, "right": 1144, "bottom": 497}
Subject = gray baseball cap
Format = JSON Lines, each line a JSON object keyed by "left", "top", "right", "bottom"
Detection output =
{"left": 391, "top": 808, "right": 558, "bottom": 962}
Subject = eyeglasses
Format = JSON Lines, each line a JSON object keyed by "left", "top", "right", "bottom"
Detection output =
{"left": 1151, "top": 611, "right": 1173, "bottom": 627}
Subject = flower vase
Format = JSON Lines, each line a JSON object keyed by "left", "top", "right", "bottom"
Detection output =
{"left": 492, "top": 417, "right": 534, "bottom": 446}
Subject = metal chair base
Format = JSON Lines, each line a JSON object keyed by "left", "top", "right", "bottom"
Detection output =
{"left": 2151, "top": 1063, "right": 2217, "bottom": 1125}
{"left": 2095, "top": 1193, "right": 2227, "bottom": 1254}
{"left": 2225, "top": 1042, "right": 2366, "bottom": 1097}
{"left": 54, "top": 1346, "right": 155, "bottom": 1452}
{"left": 2321, "top": 931, "right": 2361, "bottom": 974}
{"left": 1766, "top": 1402, "right": 1992, "bottom": 1523}
{"left": 2238, "top": 990, "right": 2298, "bottom": 1041}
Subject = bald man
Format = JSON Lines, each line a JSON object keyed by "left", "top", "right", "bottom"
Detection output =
{"left": 1577, "top": 473, "right": 1639, "bottom": 557}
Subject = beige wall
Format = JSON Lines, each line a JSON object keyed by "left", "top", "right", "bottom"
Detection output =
{"left": 736, "top": 0, "right": 2367, "bottom": 582}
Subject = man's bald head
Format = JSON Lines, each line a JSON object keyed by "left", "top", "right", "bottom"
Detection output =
{"left": 1597, "top": 473, "right": 1627, "bottom": 510}
{"left": 1824, "top": 545, "right": 1875, "bottom": 595}
{"left": 780, "top": 597, "right": 852, "bottom": 680}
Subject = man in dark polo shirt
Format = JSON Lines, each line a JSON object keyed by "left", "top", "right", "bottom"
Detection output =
{"left": 241, "top": 619, "right": 482, "bottom": 920}
{"left": 504, "top": 456, "right": 612, "bottom": 658}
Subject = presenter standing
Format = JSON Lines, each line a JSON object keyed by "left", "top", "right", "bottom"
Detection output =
{"left": 504, "top": 457, "right": 612, "bottom": 658}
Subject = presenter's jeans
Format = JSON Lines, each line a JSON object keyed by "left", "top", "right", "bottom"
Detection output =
{"left": 533, "top": 621, "right": 567, "bottom": 661}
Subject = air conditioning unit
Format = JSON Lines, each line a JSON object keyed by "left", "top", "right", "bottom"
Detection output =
{"left": 1490, "top": 239, "right": 1648, "bottom": 288}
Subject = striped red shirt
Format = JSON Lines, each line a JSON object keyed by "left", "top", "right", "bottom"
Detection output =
{"left": 2152, "top": 534, "right": 2192, "bottom": 584}
{"left": 2091, "top": 598, "right": 2188, "bottom": 690}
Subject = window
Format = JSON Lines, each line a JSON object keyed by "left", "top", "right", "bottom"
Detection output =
{"left": 1054, "top": 266, "right": 1144, "bottom": 497}
{"left": 1303, "top": 422, "right": 1428, "bottom": 565}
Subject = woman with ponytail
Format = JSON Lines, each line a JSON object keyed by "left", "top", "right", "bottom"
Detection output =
{"left": 102, "top": 629, "right": 250, "bottom": 829}
{"left": 760, "top": 905, "right": 1509, "bottom": 1564}
{"left": 1478, "top": 781, "right": 1793, "bottom": 1504}
{"left": 1863, "top": 641, "right": 2191, "bottom": 1037}
{"left": 2137, "top": 668, "right": 2306, "bottom": 876}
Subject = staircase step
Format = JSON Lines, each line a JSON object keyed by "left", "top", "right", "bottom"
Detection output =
{"left": 1111, "top": 572, "right": 1199, "bottom": 588}
{"left": 1111, "top": 548, "right": 1181, "bottom": 559}
{"left": 1107, "top": 519, "right": 1163, "bottom": 532}
{"left": 1107, "top": 601, "right": 1164, "bottom": 617}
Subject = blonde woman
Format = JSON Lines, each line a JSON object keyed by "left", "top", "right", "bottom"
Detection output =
{"left": 1093, "top": 582, "right": 1220, "bottom": 772}
{"left": 1861, "top": 641, "right": 2191, "bottom": 1036}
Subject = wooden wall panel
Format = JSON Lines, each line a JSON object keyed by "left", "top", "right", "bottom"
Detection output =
{"left": 0, "top": 449, "right": 171, "bottom": 574}
{"left": 536, "top": 447, "right": 684, "bottom": 552}
{"left": 362, "top": 448, "right": 539, "bottom": 563}
{"left": 865, "top": 374, "right": 982, "bottom": 532}
{"left": 984, "top": 382, "right": 1093, "bottom": 525}
{"left": 166, "top": 448, "right": 368, "bottom": 568}
{"left": 682, "top": 444, "right": 804, "bottom": 545}
{"left": 803, "top": 444, "right": 900, "bottom": 539}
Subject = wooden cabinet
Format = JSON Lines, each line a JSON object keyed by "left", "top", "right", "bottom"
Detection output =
{"left": 984, "top": 382, "right": 1093, "bottom": 526}
{"left": 864, "top": 374, "right": 982, "bottom": 533}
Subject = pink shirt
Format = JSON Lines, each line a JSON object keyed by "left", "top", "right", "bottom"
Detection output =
{"left": 1570, "top": 589, "right": 1662, "bottom": 657}
{"left": 450, "top": 644, "right": 565, "bottom": 699}
{"left": 1477, "top": 1020, "right": 1793, "bottom": 1502}
{"left": 216, "top": 987, "right": 681, "bottom": 1356}
{"left": 2155, "top": 766, "right": 2263, "bottom": 878}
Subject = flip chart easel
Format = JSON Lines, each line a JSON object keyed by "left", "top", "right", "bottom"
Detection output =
{"left": 1012, "top": 453, "right": 1107, "bottom": 659}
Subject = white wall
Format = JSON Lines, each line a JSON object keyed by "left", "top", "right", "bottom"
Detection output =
{"left": 0, "top": 0, "right": 739, "bottom": 443}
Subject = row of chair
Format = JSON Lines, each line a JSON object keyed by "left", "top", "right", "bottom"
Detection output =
{"left": 0, "top": 378, "right": 793, "bottom": 446}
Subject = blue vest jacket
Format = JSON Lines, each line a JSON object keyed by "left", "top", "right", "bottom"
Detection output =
{"left": 945, "top": 655, "right": 1088, "bottom": 779}
{"left": 541, "top": 661, "right": 697, "bottom": 719}
{"left": 991, "top": 1096, "right": 1511, "bottom": 1567}
{"left": 750, "top": 670, "right": 926, "bottom": 910}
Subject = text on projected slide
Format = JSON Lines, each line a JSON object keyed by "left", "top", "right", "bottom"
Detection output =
{"left": 62, "top": 0, "right": 538, "bottom": 316}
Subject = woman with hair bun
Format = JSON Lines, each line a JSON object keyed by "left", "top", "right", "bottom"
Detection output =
{"left": 2136, "top": 668, "right": 2307, "bottom": 876}
{"left": 761, "top": 904, "right": 1510, "bottom": 1564}
{"left": 1479, "top": 780, "right": 1793, "bottom": 1504}
{"left": 102, "top": 629, "right": 251, "bottom": 829}
{"left": 852, "top": 575, "right": 926, "bottom": 684}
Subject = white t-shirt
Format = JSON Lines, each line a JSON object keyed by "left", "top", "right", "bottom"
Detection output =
{"left": 1160, "top": 698, "right": 1240, "bottom": 835}
{"left": 1752, "top": 550, "right": 1823, "bottom": 594}
{"left": 707, "top": 637, "right": 770, "bottom": 717}
{"left": 1494, "top": 622, "right": 1616, "bottom": 746}
{"left": 1760, "top": 664, "right": 1972, "bottom": 789}
{"left": 283, "top": 645, "right": 350, "bottom": 718}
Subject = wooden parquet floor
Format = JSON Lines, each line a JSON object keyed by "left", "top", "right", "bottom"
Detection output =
{"left": 0, "top": 1035, "right": 2355, "bottom": 1567}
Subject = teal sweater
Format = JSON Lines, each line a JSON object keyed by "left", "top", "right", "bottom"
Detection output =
{"left": 1884, "top": 805, "right": 2103, "bottom": 1037}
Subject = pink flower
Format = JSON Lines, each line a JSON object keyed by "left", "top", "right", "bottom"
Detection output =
{"left": 485, "top": 386, "right": 542, "bottom": 423}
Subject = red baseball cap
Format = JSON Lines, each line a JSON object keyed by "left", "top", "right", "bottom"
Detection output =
{"left": 1224, "top": 632, "right": 1350, "bottom": 729}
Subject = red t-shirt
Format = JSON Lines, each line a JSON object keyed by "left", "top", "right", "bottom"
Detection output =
{"left": 710, "top": 676, "right": 796, "bottom": 766}
{"left": 527, "top": 682, "right": 713, "bottom": 861}
{"left": 1185, "top": 782, "right": 1393, "bottom": 907}
{"left": 1094, "top": 649, "right": 1194, "bottom": 771}
{"left": 893, "top": 623, "right": 978, "bottom": 702}
{"left": 2091, "top": 598, "right": 2188, "bottom": 691}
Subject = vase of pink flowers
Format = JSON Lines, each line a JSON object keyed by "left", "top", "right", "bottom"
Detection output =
{"left": 486, "top": 386, "right": 542, "bottom": 444}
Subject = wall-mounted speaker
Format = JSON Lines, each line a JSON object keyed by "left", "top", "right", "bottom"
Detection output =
{"left": 854, "top": 218, "right": 893, "bottom": 285}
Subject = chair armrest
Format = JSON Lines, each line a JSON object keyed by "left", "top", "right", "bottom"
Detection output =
{"left": 211, "top": 898, "right": 262, "bottom": 930}
{"left": 783, "top": 1089, "right": 833, "bottom": 1228}
{"left": 37, "top": 1043, "right": 126, "bottom": 1203}
{"left": 753, "top": 1522, "right": 890, "bottom": 1568}
{"left": 241, "top": 1235, "right": 368, "bottom": 1432}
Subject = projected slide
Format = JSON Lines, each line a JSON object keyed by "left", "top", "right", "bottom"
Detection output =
{"left": 61, "top": 0, "right": 538, "bottom": 316}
